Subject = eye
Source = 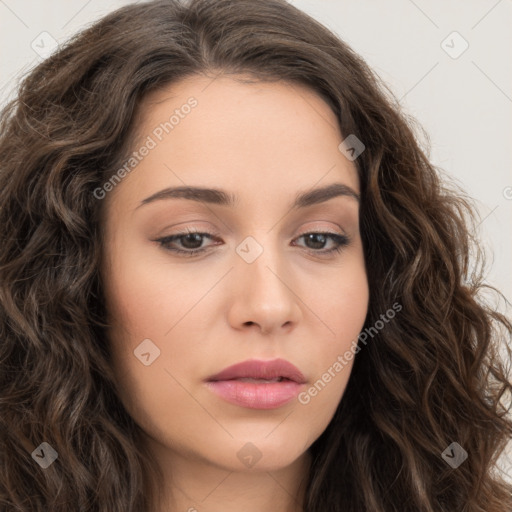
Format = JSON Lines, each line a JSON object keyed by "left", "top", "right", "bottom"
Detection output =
{"left": 154, "top": 228, "right": 220, "bottom": 257}
{"left": 153, "top": 229, "right": 350, "bottom": 257}
{"left": 293, "top": 231, "right": 350, "bottom": 255}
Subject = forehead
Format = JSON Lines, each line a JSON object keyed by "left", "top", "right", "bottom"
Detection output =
{"left": 105, "top": 74, "right": 359, "bottom": 214}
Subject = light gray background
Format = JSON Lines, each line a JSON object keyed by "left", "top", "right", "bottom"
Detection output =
{"left": 1, "top": 0, "right": 510, "bottom": 483}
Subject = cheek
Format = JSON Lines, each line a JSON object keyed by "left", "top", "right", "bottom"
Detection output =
{"left": 299, "top": 254, "right": 368, "bottom": 422}
{"left": 318, "top": 247, "right": 369, "bottom": 341}
{"left": 103, "top": 234, "right": 198, "bottom": 338}
{"left": 102, "top": 258, "right": 197, "bottom": 438}
{"left": 297, "top": 357, "right": 355, "bottom": 444}
{"left": 101, "top": 236, "right": 215, "bottom": 424}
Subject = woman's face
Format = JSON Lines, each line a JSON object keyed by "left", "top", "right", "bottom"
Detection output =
{"left": 101, "top": 74, "right": 369, "bottom": 473}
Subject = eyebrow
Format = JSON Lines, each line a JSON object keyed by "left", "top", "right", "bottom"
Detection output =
{"left": 136, "top": 182, "right": 360, "bottom": 211}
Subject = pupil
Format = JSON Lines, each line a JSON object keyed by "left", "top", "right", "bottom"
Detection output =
{"left": 182, "top": 233, "right": 203, "bottom": 249}
{"left": 306, "top": 233, "right": 326, "bottom": 249}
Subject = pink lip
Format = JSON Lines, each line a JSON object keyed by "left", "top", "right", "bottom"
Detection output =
{"left": 205, "top": 358, "right": 306, "bottom": 409}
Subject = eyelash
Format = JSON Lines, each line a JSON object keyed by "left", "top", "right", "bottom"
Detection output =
{"left": 154, "top": 228, "right": 350, "bottom": 258}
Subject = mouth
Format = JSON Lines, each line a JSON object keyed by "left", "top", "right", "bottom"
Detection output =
{"left": 205, "top": 358, "right": 306, "bottom": 409}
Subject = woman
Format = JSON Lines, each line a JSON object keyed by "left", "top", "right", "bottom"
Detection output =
{"left": 0, "top": 0, "right": 510, "bottom": 511}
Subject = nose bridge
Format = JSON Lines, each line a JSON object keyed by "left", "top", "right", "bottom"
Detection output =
{"left": 237, "top": 233, "right": 287, "bottom": 296}
{"left": 230, "top": 232, "right": 300, "bottom": 331}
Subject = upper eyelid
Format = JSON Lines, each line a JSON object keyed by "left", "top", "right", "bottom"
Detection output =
{"left": 165, "top": 227, "right": 345, "bottom": 239}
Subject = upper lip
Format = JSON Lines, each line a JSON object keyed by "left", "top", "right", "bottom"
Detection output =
{"left": 206, "top": 358, "right": 306, "bottom": 384}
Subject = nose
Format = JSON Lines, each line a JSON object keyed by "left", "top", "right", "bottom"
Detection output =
{"left": 226, "top": 238, "right": 303, "bottom": 336}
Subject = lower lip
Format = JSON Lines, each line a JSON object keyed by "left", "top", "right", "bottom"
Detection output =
{"left": 205, "top": 380, "right": 303, "bottom": 409}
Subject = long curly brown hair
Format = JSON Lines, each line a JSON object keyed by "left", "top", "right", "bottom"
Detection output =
{"left": 1, "top": 0, "right": 511, "bottom": 510}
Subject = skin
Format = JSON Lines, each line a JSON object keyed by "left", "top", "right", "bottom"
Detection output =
{"left": 100, "top": 74, "right": 369, "bottom": 512}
